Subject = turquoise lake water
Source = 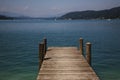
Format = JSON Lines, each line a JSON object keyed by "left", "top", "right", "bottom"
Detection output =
{"left": 0, "top": 19, "right": 120, "bottom": 80}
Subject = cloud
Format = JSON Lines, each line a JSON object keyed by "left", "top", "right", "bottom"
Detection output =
{"left": 0, "top": 7, "right": 7, "bottom": 12}
{"left": 23, "top": 6, "right": 29, "bottom": 10}
{"left": 51, "top": 7, "right": 61, "bottom": 11}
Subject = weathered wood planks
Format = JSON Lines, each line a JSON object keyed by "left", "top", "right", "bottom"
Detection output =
{"left": 37, "top": 47, "right": 100, "bottom": 80}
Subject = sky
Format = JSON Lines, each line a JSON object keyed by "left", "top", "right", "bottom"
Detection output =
{"left": 0, "top": 0, "right": 120, "bottom": 17}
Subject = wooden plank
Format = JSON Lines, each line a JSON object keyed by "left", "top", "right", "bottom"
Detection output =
{"left": 37, "top": 47, "right": 100, "bottom": 80}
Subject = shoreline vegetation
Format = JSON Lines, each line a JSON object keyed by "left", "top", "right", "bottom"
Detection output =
{"left": 59, "top": 6, "right": 120, "bottom": 20}
{"left": 0, "top": 6, "right": 120, "bottom": 20}
{"left": 0, "top": 15, "right": 14, "bottom": 20}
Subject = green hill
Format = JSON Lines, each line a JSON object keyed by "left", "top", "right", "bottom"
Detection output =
{"left": 60, "top": 6, "right": 120, "bottom": 20}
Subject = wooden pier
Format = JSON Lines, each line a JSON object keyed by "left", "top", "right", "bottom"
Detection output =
{"left": 37, "top": 38, "right": 100, "bottom": 80}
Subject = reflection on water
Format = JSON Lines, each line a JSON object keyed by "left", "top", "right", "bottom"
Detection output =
{"left": 0, "top": 19, "right": 120, "bottom": 80}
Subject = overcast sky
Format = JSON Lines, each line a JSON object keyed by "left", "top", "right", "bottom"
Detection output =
{"left": 0, "top": 0, "right": 120, "bottom": 17}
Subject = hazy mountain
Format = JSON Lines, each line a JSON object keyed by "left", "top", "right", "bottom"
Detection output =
{"left": 0, "top": 6, "right": 120, "bottom": 20}
{"left": 0, "top": 12, "right": 34, "bottom": 19}
{"left": 0, "top": 12, "right": 25, "bottom": 17}
{"left": 0, "top": 15, "right": 14, "bottom": 20}
{"left": 60, "top": 6, "right": 120, "bottom": 19}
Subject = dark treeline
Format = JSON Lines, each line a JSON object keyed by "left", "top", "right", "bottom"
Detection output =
{"left": 60, "top": 6, "right": 120, "bottom": 20}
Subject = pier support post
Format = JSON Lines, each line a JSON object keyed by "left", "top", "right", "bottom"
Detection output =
{"left": 79, "top": 38, "right": 83, "bottom": 54}
{"left": 86, "top": 42, "right": 91, "bottom": 66}
{"left": 39, "top": 42, "right": 44, "bottom": 70}
{"left": 43, "top": 38, "right": 47, "bottom": 54}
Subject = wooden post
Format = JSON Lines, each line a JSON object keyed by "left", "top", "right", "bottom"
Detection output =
{"left": 86, "top": 42, "right": 91, "bottom": 66}
{"left": 43, "top": 38, "right": 47, "bottom": 53}
{"left": 79, "top": 38, "right": 83, "bottom": 54}
{"left": 39, "top": 42, "right": 44, "bottom": 70}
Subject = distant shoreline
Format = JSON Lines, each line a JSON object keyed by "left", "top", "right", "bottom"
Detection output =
{"left": 0, "top": 18, "right": 120, "bottom": 21}
{"left": 59, "top": 6, "right": 120, "bottom": 20}
{"left": 0, "top": 6, "right": 120, "bottom": 20}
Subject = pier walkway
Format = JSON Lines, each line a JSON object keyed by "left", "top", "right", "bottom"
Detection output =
{"left": 37, "top": 38, "right": 100, "bottom": 80}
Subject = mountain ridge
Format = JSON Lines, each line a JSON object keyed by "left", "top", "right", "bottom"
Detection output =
{"left": 0, "top": 6, "right": 120, "bottom": 20}
{"left": 59, "top": 6, "right": 120, "bottom": 20}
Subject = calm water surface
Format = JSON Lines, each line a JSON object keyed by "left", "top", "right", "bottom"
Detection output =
{"left": 0, "top": 19, "right": 120, "bottom": 80}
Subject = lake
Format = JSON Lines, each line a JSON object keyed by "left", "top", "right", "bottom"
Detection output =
{"left": 0, "top": 19, "right": 120, "bottom": 80}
